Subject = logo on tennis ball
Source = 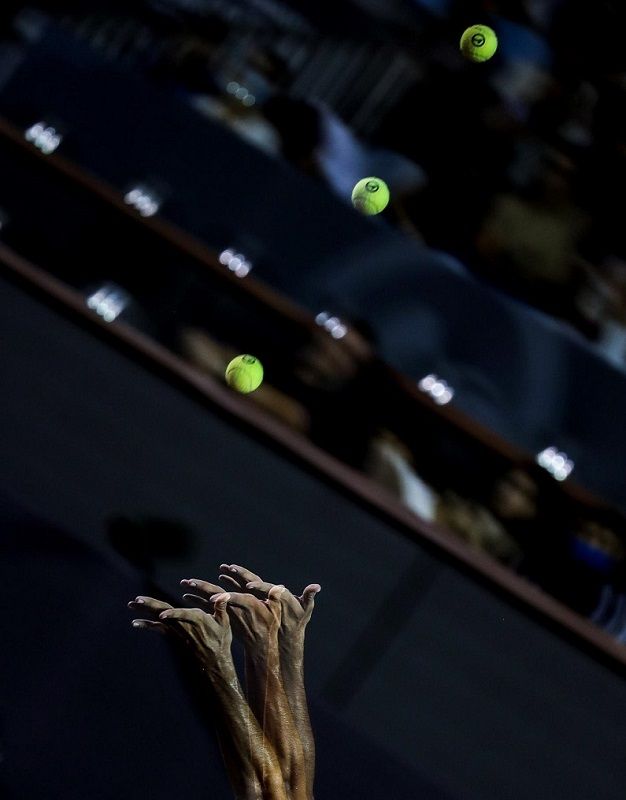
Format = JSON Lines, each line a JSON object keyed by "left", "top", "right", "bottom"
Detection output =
{"left": 225, "top": 354, "right": 263, "bottom": 394}
{"left": 351, "top": 177, "right": 390, "bottom": 215}
{"left": 460, "top": 24, "right": 498, "bottom": 62}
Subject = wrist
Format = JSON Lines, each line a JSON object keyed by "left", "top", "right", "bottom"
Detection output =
{"left": 202, "top": 651, "right": 238, "bottom": 683}
{"left": 279, "top": 634, "right": 305, "bottom": 663}
{"left": 247, "top": 641, "right": 281, "bottom": 674}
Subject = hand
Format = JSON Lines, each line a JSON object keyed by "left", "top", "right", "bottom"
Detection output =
{"left": 213, "top": 565, "right": 319, "bottom": 799}
{"left": 128, "top": 592, "right": 290, "bottom": 800}
{"left": 218, "top": 564, "right": 320, "bottom": 647}
{"left": 128, "top": 593, "right": 233, "bottom": 669}
{"left": 180, "top": 579, "right": 285, "bottom": 653}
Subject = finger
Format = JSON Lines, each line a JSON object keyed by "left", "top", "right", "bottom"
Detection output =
{"left": 212, "top": 592, "right": 230, "bottom": 625}
{"left": 245, "top": 579, "right": 276, "bottom": 598}
{"left": 182, "top": 593, "right": 213, "bottom": 609}
{"left": 159, "top": 608, "right": 205, "bottom": 623}
{"left": 299, "top": 584, "right": 321, "bottom": 613}
{"left": 180, "top": 579, "right": 222, "bottom": 599}
{"left": 131, "top": 619, "right": 169, "bottom": 634}
{"left": 218, "top": 565, "right": 249, "bottom": 590}
{"left": 217, "top": 574, "right": 241, "bottom": 591}
{"left": 128, "top": 597, "right": 173, "bottom": 619}
{"left": 227, "top": 564, "right": 264, "bottom": 585}
{"left": 267, "top": 584, "right": 286, "bottom": 604}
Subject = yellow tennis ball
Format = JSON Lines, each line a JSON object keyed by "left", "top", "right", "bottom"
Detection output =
{"left": 460, "top": 25, "right": 498, "bottom": 62}
{"left": 225, "top": 354, "right": 264, "bottom": 394}
{"left": 351, "top": 177, "right": 390, "bottom": 216}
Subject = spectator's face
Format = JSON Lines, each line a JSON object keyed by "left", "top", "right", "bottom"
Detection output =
{"left": 491, "top": 469, "right": 538, "bottom": 520}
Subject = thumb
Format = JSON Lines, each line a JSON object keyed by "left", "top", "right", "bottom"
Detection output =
{"left": 300, "top": 584, "right": 321, "bottom": 613}
{"left": 267, "top": 585, "right": 287, "bottom": 620}
{"left": 267, "top": 584, "right": 286, "bottom": 604}
{"left": 212, "top": 592, "right": 231, "bottom": 624}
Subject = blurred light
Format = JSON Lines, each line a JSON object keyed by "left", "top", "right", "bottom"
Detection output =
{"left": 242, "top": 94, "right": 256, "bottom": 107}
{"left": 24, "top": 121, "right": 62, "bottom": 154}
{"left": 86, "top": 283, "right": 130, "bottom": 322}
{"left": 418, "top": 374, "right": 437, "bottom": 391}
{"left": 233, "top": 262, "right": 250, "bottom": 278}
{"left": 235, "top": 86, "right": 248, "bottom": 100}
{"left": 536, "top": 447, "right": 574, "bottom": 480}
{"left": 124, "top": 185, "right": 160, "bottom": 217}
{"left": 315, "top": 311, "right": 348, "bottom": 339}
{"left": 434, "top": 388, "right": 453, "bottom": 406}
{"left": 418, "top": 374, "right": 454, "bottom": 405}
{"left": 219, "top": 248, "right": 252, "bottom": 278}
{"left": 315, "top": 312, "right": 329, "bottom": 326}
{"left": 226, "top": 81, "right": 239, "bottom": 94}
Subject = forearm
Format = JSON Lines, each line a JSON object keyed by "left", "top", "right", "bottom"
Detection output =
{"left": 245, "top": 645, "right": 307, "bottom": 800}
{"left": 279, "top": 639, "right": 315, "bottom": 797}
{"left": 205, "top": 656, "right": 287, "bottom": 800}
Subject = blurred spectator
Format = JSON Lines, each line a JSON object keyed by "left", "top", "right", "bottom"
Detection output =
{"left": 179, "top": 326, "right": 310, "bottom": 432}
{"left": 367, "top": 436, "right": 526, "bottom": 566}
{"left": 184, "top": 42, "right": 285, "bottom": 156}
{"left": 436, "top": 487, "right": 524, "bottom": 565}
{"left": 488, "top": 463, "right": 560, "bottom": 575}
{"left": 263, "top": 92, "right": 427, "bottom": 239}
{"left": 366, "top": 430, "right": 439, "bottom": 521}
{"left": 475, "top": 148, "right": 590, "bottom": 318}
{"left": 547, "top": 506, "right": 626, "bottom": 624}
{"left": 574, "top": 253, "right": 626, "bottom": 358}
{"left": 293, "top": 319, "right": 385, "bottom": 467}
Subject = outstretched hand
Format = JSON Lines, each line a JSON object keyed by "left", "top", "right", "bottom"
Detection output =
{"left": 128, "top": 592, "right": 233, "bottom": 668}
{"left": 128, "top": 588, "right": 292, "bottom": 800}
{"left": 218, "top": 564, "right": 321, "bottom": 647}
{"left": 180, "top": 578, "right": 287, "bottom": 653}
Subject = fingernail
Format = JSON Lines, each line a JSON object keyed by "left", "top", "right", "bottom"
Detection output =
{"left": 135, "top": 597, "right": 145, "bottom": 604}
{"left": 159, "top": 612, "right": 170, "bottom": 619}
{"left": 209, "top": 593, "right": 220, "bottom": 601}
{"left": 230, "top": 567, "right": 238, "bottom": 573}
{"left": 132, "top": 621, "right": 141, "bottom": 627}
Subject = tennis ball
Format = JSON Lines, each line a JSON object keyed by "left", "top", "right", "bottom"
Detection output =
{"left": 225, "top": 354, "right": 263, "bottom": 394}
{"left": 351, "top": 177, "right": 390, "bottom": 216}
{"left": 460, "top": 25, "right": 498, "bottom": 62}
